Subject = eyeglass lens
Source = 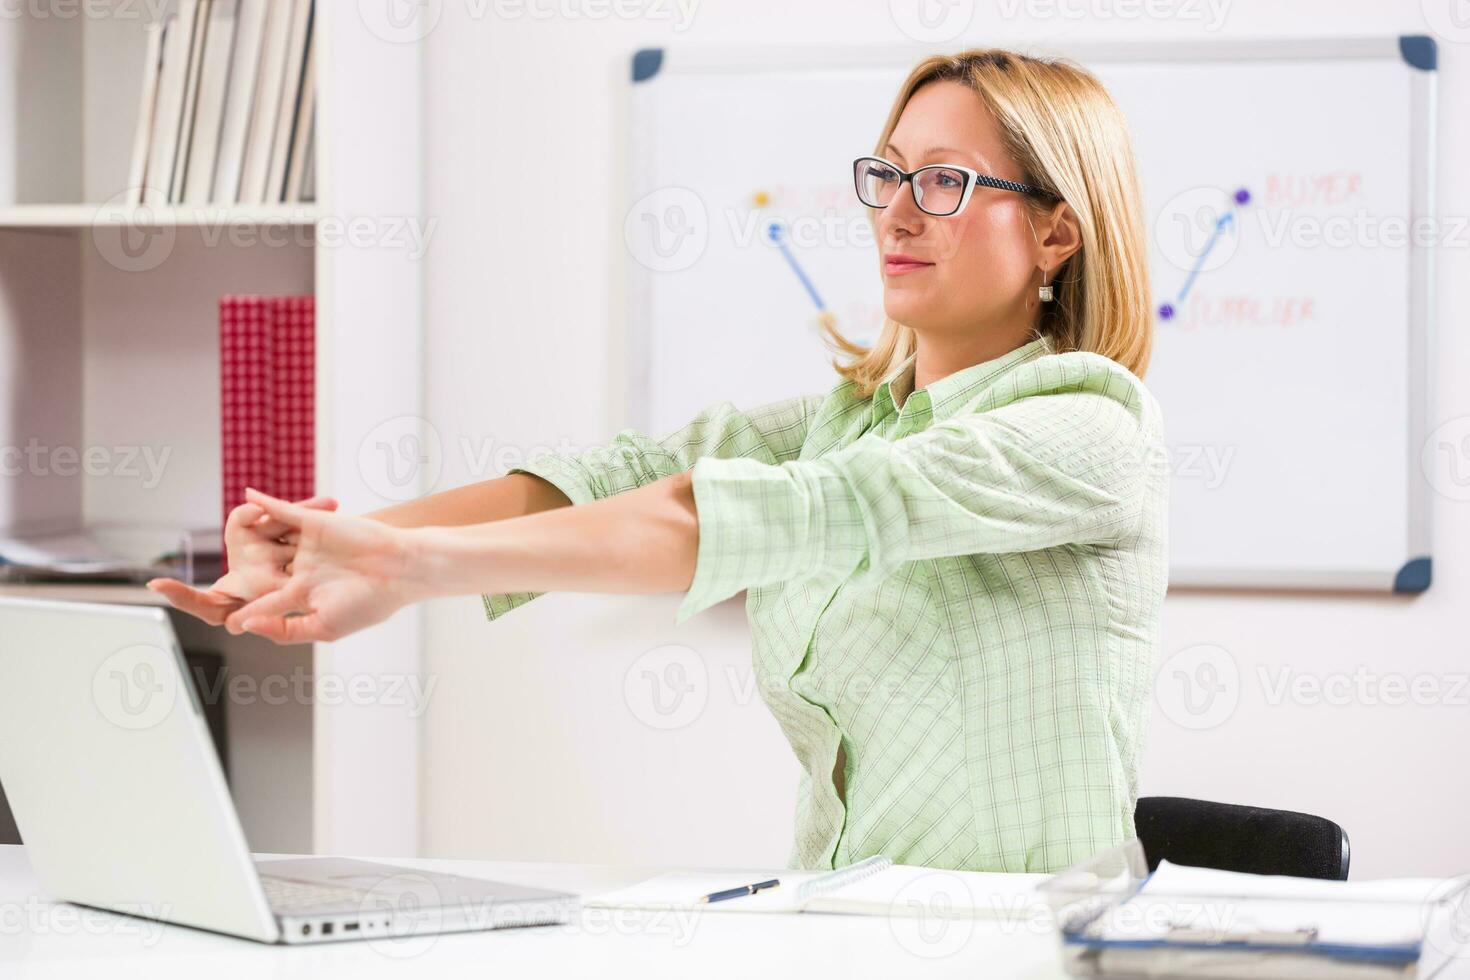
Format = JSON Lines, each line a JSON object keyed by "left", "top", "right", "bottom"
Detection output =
{"left": 855, "top": 158, "right": 967, "bottom": 216}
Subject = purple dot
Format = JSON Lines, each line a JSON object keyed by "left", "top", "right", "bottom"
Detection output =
{"left": 1159, "top": 304, "right": 1175, "bottom": 320}
{"left": 1234, "top": 188, "right": 1251, "bottom": 206}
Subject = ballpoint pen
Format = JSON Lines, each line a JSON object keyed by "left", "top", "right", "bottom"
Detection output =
{"left": 697, "top": 878, "right": 781, "bottom": 905}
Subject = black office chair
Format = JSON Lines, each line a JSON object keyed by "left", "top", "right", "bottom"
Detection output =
{"left": 1134, "top": 796, "right": 1350, "bottom": 880}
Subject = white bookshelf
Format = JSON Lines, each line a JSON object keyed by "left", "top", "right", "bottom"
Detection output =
{"left": 0, "top": 204, "right": 318, "bottom": 227}
{"left": 0, "top": 2, "right": 424, "bottom": 857}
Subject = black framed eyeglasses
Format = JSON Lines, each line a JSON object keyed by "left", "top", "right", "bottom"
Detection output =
{"left": 852, "top": 155, "right": 1055, "bottom": 216}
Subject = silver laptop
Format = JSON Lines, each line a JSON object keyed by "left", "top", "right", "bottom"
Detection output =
{"left": 0, "top": 596, "right": 578, "bottom": 944}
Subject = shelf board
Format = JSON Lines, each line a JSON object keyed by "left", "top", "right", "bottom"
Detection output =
{"left": 0, "top": 582, "right": 169, "bottom": 607}
{"left": 0, "top": 203, "right": 319, "bottom": 229}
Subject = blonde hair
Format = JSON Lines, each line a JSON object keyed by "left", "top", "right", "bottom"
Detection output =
{"left": 826, "top": 48, "right": 1153, "bottom": 395}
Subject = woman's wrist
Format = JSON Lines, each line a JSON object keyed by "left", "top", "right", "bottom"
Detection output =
{"left": 394, "top": 524, "right": 484, "bottom": 603}
{"left": 394, "top": 525, "right": 454, "bottom": 604}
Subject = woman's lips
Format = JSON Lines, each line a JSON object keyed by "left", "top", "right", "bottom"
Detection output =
{"left": 884, "top": 259, "right": 934, "bottom": 276}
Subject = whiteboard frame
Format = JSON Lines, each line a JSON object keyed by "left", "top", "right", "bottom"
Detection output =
{"left": 625, "top": 36, "right": 1438, "bottom": 594}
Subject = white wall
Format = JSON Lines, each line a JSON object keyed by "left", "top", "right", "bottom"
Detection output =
{"left": 418, "top": 0, "right": 1470, "bottom": 879}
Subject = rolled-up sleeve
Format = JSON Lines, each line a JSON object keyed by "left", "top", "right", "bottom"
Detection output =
{"left": 674, "top": 384, "right": 1158, "bottom": 625}
{"left": 481, "top": 393, "right": 826, "bottom": 622}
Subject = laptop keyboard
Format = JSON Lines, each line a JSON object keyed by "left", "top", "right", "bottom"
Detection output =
{"left": 260, "top": 874, "right": 373, "bottom": 912}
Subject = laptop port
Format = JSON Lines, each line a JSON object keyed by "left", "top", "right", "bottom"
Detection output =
{"left": 343, "top": 922, "right": 360, "bottom": 932}
{"left": 301, "top": 924, "right": 311, "bottom": 936}
{"left": 322, "top": 922, "right": 334, "bottom": 936}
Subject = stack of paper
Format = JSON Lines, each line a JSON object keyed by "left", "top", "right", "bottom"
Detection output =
{"left": 1060, "top": 859, "right": 1467, "bottom": 979}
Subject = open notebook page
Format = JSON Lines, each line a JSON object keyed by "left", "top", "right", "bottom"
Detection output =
{"left": 803, "top": 866, "right": 1051, "bottom": 918}
{"left": 585, "top": 869, "right": 825, "bottom": 913}
{"left": 586, "top": 865, "right": 1050, "bottom": 918}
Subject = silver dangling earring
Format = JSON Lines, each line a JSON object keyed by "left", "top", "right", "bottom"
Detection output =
{"left": 1038, "top": 267, "right": 1054, "bottom": 303}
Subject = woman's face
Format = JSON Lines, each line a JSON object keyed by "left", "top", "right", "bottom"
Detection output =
{"left": 873, "top": 80, "right": 1069, "bottom": 340}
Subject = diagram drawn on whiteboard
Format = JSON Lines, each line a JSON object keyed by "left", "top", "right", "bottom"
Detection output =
{"left": 1158, "top": 186, "right": 1252, "bottom": 321}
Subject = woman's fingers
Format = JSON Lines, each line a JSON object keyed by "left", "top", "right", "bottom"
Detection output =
{"left": 249, "top": 495, "right": 338, "bottom": 540}
{"left": 145, "top": 578, "right": 241, "bottom": 626}
{"left": 242, "top": 610, "right": 325, "bottom": 645}
{"left": 225, "top": 582, "right": 307, "bottom": 636}
{"left": 244, "top": 487, "right": 311, "bottom": 533}
{"left": 225, "top": 502, "right": 266, "bottom": 535}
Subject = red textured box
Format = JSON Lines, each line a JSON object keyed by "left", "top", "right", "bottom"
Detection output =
{"left": 220, "top": 295, "right": 315, "bottom": 572}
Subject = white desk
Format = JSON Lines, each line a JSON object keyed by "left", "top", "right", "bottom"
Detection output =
{"left": 0, "top": 845, "right": 1067, "bottom": 978}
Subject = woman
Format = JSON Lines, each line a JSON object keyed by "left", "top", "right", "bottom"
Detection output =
{"left": 151, "top": 48, "right": 1168, "bottom": 875}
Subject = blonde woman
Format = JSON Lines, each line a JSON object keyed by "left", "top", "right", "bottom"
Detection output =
{"left": 151, "top": 48, "right": 1168, "bottom": 874}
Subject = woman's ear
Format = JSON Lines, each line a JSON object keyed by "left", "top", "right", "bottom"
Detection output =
{"left": 1037, "top": 200, "right": 1083, "bottom": 271}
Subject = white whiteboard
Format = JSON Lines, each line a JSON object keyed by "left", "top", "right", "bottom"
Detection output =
{"left": 624, "top": 39, "right": 1437, "bottom": 593}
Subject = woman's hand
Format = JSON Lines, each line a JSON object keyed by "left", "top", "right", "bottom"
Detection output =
{"left": 222, "top": 488, "right": 424, "bottom": 644}
{"left": 146, "top": 494, "right": 339, "bottom": 625}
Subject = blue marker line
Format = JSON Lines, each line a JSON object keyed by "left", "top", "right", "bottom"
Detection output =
{"left": 767, "top": 222, "right": 826, "bottom": 312}
{"left": 1175, "top": 210, "right": 1234, "bottom": 304}
{"left": 1159, "top": 187, "right": 1251, "bottom": 322}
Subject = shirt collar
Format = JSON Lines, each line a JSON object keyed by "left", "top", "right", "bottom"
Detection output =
{"left": 872, "top": 335, "right": 1053, "bottom": 425}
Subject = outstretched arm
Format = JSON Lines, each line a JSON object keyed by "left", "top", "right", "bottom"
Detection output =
{"left": 148, "top": 473, "right": 574, "bottom": 624}
{"left": 224, "top": 472, "right": 698, "bottom": 644}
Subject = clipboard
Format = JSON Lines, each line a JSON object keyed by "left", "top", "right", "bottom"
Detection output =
{"left": 1036, "top": 839, "right": 1470, "bottom": 976}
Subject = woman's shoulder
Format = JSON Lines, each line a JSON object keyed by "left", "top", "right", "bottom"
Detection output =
{"left": 990, "top": 347, "right": 1163, "bottom": 431}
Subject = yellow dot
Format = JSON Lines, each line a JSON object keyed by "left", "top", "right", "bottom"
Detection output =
{"left": 752, "top": 191, "right": 770, "bottom": 207}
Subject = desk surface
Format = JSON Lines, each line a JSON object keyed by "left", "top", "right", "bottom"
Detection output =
{"left": 0, "top": 845, "right": 1066, "bottom": 978}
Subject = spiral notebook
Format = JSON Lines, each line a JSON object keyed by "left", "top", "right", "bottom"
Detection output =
{"left": 586, "top": 855, "right": 1050, "bottom": 918}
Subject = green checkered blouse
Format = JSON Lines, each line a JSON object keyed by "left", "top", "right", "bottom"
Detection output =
{"left": 482, "top": 335, "right": 1169, "bottom": 873}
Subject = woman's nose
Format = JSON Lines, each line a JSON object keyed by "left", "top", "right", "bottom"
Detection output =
{"left": 879, "top": 179, "right": 926, "bottom": 232}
